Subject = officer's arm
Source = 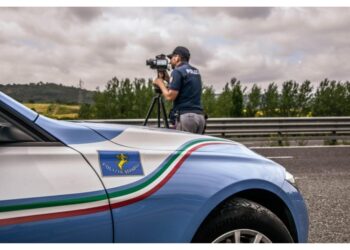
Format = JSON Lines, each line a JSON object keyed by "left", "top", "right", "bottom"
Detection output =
{"left": 154, "top": 80, "right": 178, "bottom": 101}
{"left": 163, "top": 89, "right": 178, "bottom": 101}
{"left": 154, "top": 69, "right": 181, "bottom": 101}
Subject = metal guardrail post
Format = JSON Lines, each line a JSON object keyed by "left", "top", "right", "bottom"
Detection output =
{"left": 278, "top": 131, "right": 283, "bottom": 146}
{"left": 332, "top": 131, "right": 337, "bottom": 145}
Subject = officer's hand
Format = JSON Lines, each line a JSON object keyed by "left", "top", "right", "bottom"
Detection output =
{"left": 163, "top": 71, "right": 170, "bottom": 83}
{"left": 158, "top": 71, "right": 164, "bottom": 79}
{"left": 153, "top": 78, "right": 164, "bottom": 87}
{"left": 158, "top": 71, "right": 170, "bottom": 83}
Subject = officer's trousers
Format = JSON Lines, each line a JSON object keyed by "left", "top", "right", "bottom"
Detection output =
{"left": 175, "top": 112, "right": 206, "bottom": 134}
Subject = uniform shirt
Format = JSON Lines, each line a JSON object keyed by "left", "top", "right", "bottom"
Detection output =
{"left": 168, "top": 62, "right": 203, "bottom": 113}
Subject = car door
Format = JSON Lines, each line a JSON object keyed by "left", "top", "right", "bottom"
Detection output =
{"left": 0, "top": 109, "right": 113, "bottom": 243}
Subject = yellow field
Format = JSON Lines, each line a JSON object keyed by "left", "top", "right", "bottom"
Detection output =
{"left": 24, "top": 103, "right": 80, "bottom": 119}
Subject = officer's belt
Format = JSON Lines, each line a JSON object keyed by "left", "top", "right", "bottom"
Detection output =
{"left": 178, "top": 110, "right": 204, "bottom": 115}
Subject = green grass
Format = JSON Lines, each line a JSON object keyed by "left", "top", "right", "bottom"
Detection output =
{"left": 24, "top": 103, "right": 80, "bottom": 119}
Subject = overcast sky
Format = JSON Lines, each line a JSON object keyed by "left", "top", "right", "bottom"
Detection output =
{"left": 0, "top": 7, "right": 349, "bottom": 91}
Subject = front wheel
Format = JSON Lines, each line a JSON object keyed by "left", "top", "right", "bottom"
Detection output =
{"left": 192, "top": 197, "right": 294, "bottom": 243}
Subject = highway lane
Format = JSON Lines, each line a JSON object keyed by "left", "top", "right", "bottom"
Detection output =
{"left": 250, "top": 145, "right": 350, "bottom": 243}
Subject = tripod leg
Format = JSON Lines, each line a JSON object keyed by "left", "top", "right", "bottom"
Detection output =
{"left": 160, "top": 98, "right": 169, "bottom": 128}
{"left": 143, "top": 97, "right": 158, "bottom": 126}
{"left": 157, "top": 96, "right": 161, "bottom": 128}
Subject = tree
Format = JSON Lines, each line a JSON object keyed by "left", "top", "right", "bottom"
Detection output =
{"left": 246, "top": 84, "right": 262, "bottom": 117}
{"left": 93, "top": 77, "right": 120, "bottom": 119}
{"left": 346, "top": 81, "right": 350, "bottom": 115}
{"left": 201, "top": 85, "right": 217, "bottom": 117}
{"left": 116, "top": 78, "right": 135, "bottom": 118}
{"left": 312, "top": 79, "right": 347, "bottom": 116}
{"left": 78, "top": 103, "right": 94, "bottom": 119}
{"left": 132, "top": 78, "right": 154, "bottom": 118}
{"left": 216, "top": 83, "right": 233, "bottom": 117}
{"left": 230, "top": 78, "right": 245, "bottom": 117}
{"left": 77, "top": 77, "right": 350, "bottom": 119}
{"left": 87, "top": 77, "right": 166, "bottom": 119}
{"left": 296, "top": 80, "right": 313, "bottom": 116}
{"left": 279, "top": 80, "right": 299, "bottom": 116}
{"left": 261, "top": 83, "right": 279, "bottom": 117}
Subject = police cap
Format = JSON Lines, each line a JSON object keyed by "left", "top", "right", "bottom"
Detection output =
{"left": 167, "top": 46, "right": 190, "bottom": 61}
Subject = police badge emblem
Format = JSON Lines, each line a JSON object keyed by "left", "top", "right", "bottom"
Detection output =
{"left": 98, "top": 151, "right": 144, "bottom": 177}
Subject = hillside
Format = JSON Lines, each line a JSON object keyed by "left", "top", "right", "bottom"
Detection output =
{"left": 0, "top": 82, "right": 96, "bottom": 104}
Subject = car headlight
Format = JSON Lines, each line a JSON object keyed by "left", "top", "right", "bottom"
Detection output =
{"left": 285, "top": 171, "right": 298, "bottom": 188}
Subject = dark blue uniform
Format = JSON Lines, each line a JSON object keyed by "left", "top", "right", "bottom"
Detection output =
{"left": 168, "top": 62, "right": 203, "bottom": 123}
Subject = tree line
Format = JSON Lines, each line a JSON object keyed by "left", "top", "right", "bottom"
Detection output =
{"left": 0, "top": 82, "right": 95, "bottom": 104}
{"left": 78, "top": 77, "right": 350, "bottom": 119}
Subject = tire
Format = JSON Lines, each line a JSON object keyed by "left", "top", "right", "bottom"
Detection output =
{"left": 192, "top": 197, "right": 294, "bottom": 243}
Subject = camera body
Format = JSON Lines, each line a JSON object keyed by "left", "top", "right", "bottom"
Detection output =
{"left": 146, "top": 54, "right": 169, "bottom": 94}
{"left": 146, "top": 54, "right": 168, "bottom": 72}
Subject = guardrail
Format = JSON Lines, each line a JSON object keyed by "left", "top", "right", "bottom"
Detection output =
{"left": 79, "top": 117, "right": 350, "bottom": 145}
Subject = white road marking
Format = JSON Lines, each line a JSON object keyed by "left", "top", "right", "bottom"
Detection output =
{"left": 267, "top": 156, "right": 294, "bottom": 159}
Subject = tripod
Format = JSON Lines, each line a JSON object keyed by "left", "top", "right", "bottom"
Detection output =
{"left": 143, "top": 93, "right": 169, "bottom": 128}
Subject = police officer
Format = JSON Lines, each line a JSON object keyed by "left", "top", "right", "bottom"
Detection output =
{"left": 153, "top": 46, "right": 206, "bottom": 134}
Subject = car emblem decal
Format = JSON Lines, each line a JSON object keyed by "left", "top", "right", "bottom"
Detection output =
{"left": 99, "top": 151, "right": 144, "bottom": 177}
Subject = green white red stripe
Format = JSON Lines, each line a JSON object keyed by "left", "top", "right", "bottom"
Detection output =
{"left": 0, "top": 138, "right": 231, "bottom": 226}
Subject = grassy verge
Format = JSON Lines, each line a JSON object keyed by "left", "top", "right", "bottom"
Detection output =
{"left": 23, "top": 103, "right": 80, "bottom": 119}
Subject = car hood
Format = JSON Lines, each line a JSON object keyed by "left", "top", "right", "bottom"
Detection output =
{"left": 79, "top": 122, "right": 287, "bottom": 183}
{"left": 35, "top": 115, "right": 222, "bottom": 150}
{"left": 79, "top": 122, "right": 277, "bottom": 164}
{"left": 35, "top": 117, "right": 286, "bottom": 182}
{"left": 35, "top": 117, "right": 274, "bottom": 160}
{"left": 80, "top": 121, "right": 235, "bottom": 151}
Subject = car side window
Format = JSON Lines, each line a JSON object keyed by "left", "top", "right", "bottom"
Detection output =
{"left": 0, "top": 112, "right": 36, "bottom": 143}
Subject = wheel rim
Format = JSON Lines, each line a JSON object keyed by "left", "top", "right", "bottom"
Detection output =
{"left": 212, "top": 229, "right": 272, "bottom": 243}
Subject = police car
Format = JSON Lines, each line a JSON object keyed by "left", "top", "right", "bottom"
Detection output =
{"left": 0, "top": 91, "right": 308, "bottom": 243}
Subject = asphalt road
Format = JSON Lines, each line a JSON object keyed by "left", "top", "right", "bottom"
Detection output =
{"left": 250, "top": 145, "right": 350, "bottom": 243}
